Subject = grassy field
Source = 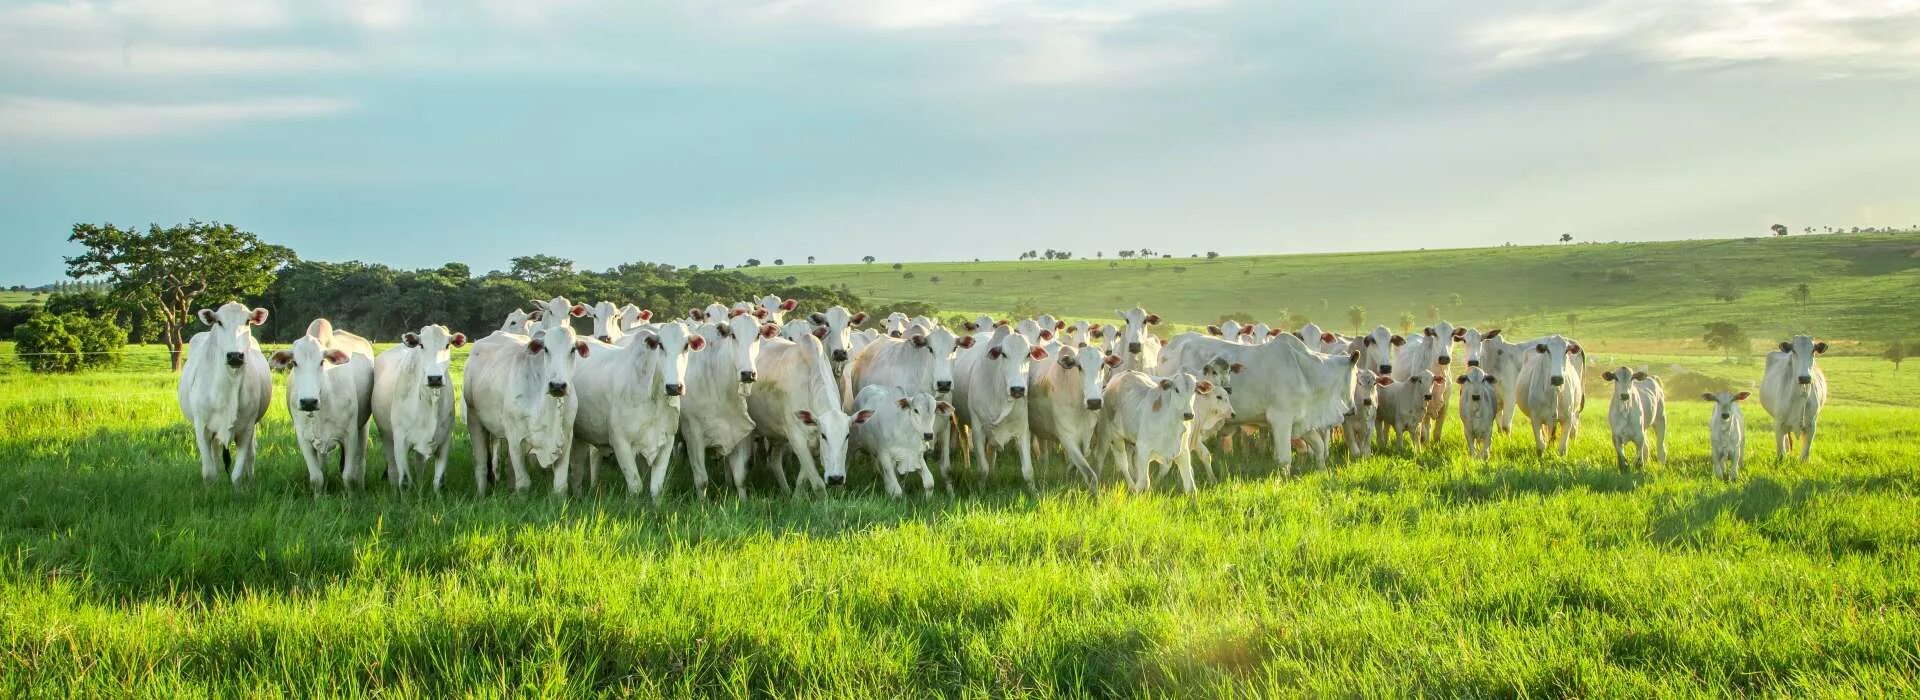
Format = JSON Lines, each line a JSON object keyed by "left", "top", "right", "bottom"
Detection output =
{"left": 746, "top": 232, "right": 1920, "bottom": 345}
{"left": 0, "top": 290, "right": 46, "bottom": 307}
{"left": 2, "top": 337, "right": 1917, "bottom": 696}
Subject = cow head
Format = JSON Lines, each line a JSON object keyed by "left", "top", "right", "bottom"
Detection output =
{"left": 1193, "top": 374, "right": 1235, "bottom": 428}
{"left": 638, "top": 321, "right": 700, "bottom": 397}
{"left": 1358, "top": 325, "right": 1396, "bottom": 375}
{"left": 1533, "top": 335, "right": 1574, "bottom": 388}
{"left": 1114, "top": 306, "right": 1158, "bottom": 356}
{"left": 904, "top": 391, "right": 943, "bottom": 448}
{"left": 808, "top": 306, "right": 864, "bottom": 375}
{"left": 1777, "top": 335, "right": 1826, "bottom": 388}
{"left": 531, "top": 297, "right": 590, "bottom": 332}
{"left": 525, "top": 324, "right": 589, "bottom": 398}
{"left": 712, "top": 312, "right": 768, "bottom": 386}
{"left": 923, "top": 326, "right": 962, "bottom": 395}
{"left": 590, "top": 301, "right": 625, "bottom": 344}
{"left": 401, "top": 324, "right": 465, "bottom": 392}
{"left": 794, "top": 392, "right": 855, "bottom": 487}
{"left": 1424, "top": 321, "right": 1459, "bottom": 367}
{"left": 196, "top": 302, "right": 268, "bottom": 370}
{"left": 616, "top": 304, "right": 652, "bottom": 334}
{"left": 1702, "top": 390, "right": 1750, "bottom": 421}
{"left": 501, "top": 308, "right": 534, "bottom": 335}
{"left": 1056, "top": 343, "right": 1107, "bottom": 410}
{"left": 1601, "top": 366, "right": 1648, "bottom": 402}
{"left": 1156, "top": 373, "right": 1201, "bottom": 422}
{"left": 758, "top": 295, "right": 795, "bottom": 323}
{"left": 1201, "top": 355, "right": 1237, "bottom": 395}
{"left": 1455, "top": 366, "right": 1496, "bottom": 407}
{"left": 984, "top": 330, "right": 1042, "bottom": 398}
{"left": 269, "top": 334, "right": 351, "bottom": 413}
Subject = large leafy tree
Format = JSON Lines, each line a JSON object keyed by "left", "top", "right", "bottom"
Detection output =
{"left": 65, "top": 221, "right": 295, "bottom": 370}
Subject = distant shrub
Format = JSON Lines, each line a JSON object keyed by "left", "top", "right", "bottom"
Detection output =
{"left": 1011, "top": 299, "right": 1047, "bottom": 319}
{"left": 0, "top": 304, "right": 38, "bottom": 338}
{"left": 1604, "top": 268, "right": 1636, "bottom": 283}
{"left": 14, "top": 312, "right": 124, "bottom": 373}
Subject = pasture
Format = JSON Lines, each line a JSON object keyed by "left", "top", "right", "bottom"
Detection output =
{"left": 2, "top": 337, "right": 1917, "bottom": 696}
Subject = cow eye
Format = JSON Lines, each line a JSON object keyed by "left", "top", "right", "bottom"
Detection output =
{"left": 1535, "top": 344, "right": 1547, "bottom": 353}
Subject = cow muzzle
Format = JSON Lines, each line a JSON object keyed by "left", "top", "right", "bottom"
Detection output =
{"left": 597, "top": 335, "right": 612, "bottom": 343}
{"left": 297, "top": 398, "right": 319, "bottom": 412}
{"left": 1422, "top": 394, "right": 1433, "bottom": 401}
{"left": 739, "top": 371, "right": 757, "bottom": 384}
{"left": 1798, "top": 375, "right": 1811, "bottom": 385}
{"left": 1550, "top": 376, "right": 1564, "bottom": 387}
{"left": 225, "top": 352, "right": 245, "bottom": 368}
{"left": 1619, "top": 393, "right": 1630, "bottom": 400}
{"left": 1008, "top": 386, "right": 1026, "bottom": 399}
{"left": 825, "top": 474, "right": 846, "bottom": 487}
{"left": 1466, "top": 359, "right": 1480, "bottom": 367}
{"left": 1437, "top": 356, "right": 1451, "bottom": 366}
{"left": 1085, "top": 398, "right": 1102, "bottom": 410}
{"left": 426, "top": 375, "right": 445, "bottom": 388}
{"left": 935, "top": 380, "right": 952, "bottom": 393}
{"left": 831, "top": 349, "right": 848, "bottom": 362}
{"left": 1182, "top": 411, "right": 1195, "bottom": 420}
{"left": 1127, "top": 342, "right": 1142, "bottom": 354}
{"left": 664, "top": 384, "right": 683, "bottom": 397}
{"left": 547, "top": 381, "right": 569, "bottom": 397}
{"left": 1720, "top": 412, "right": 1730, "bottom": 419}
{"left": 1378, "top": 364, "right": 1392, "bottom": 375}
{"left": 921, "top": 432, "right": 935, "bottom": 441}
{"left": 1470, "top": 395, "right": 1480, "bottom": 402}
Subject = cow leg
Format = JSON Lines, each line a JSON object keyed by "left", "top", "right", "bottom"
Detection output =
{"left": 466, "top": 411, "right": 490, "bottom": 496}
{"left": 1131, "top": 444, "right": 1153, "bottom": 493}
{"left": 297, "top": 441, "right": 325, "bottom": 496}
{"left": 1174, "top": 449, "right": 1198, "bottom": 499}
{"left": 1307, "top": 430, "right": 1329, "bottom": 469}
{"left": 915, "top": 456, "right": 936, "bottom": 497}
{"left": 193, "top": 425, "right": 221, "bottom": 484}
{"left": 1016, "top": 433, "right": 1037, "bottom": 495}
{"left": 233, "top": 427, "right": 260, "bottom": 488}
{"left": 763, "top": 441, "right": 793, "bottom": 495}
{"left": 1191, "top": 439, "right": 1217, "bottom": 483}
{"left": 787, "top": 435, "right": 824, "bottom": 495}
{"left": 551, "top": 440, "right": 575, "bottom": 497}
{"left": 970, "top": 424, "right": 991, "bottom": 479}
{"left": 346, "top": 427, "right": 368, "bottom": 489}
{"left": 504, "top": 433, "right": 533, "bottom": 494}
{"left": 1264, "top": 411, "right": 1296, "bottom": 477}
{"left": 937, "top": 418, "right": 954, "bottom": 490}
{"left": 1555, "top": 421, "right": 1571, "bottom": 457}
{"left": 877, "top": 454, "right": 904, "bottom": 499}
{"left": 604, "top": 439, "right": 643, "bottom": 498}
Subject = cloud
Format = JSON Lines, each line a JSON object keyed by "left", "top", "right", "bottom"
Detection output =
{"left": 0, "top": 95, "right": 353, "bottom": 140}
{"left": 1466, "top": 0, "right": 1920, "bottom": 76}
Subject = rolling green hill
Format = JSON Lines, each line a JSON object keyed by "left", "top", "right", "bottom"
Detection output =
{"left": 747, "top": 232, "right": 1920, "bottom": 345}
{"left": 0, "top": 291, "right": 45, "bottom": 307}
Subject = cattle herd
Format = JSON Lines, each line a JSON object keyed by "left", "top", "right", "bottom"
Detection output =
{"left": 176, "top": 295, "right": 1834, "bottom": 499}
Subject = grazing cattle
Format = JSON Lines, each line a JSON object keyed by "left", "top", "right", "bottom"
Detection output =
{"left": 681, "top": 313, "right": 776, "bottom": 497}
{"left": 1112, "top": 306, "right": 1163, "bottom": 372}
{"left": 1455, "top": 367, "right": 1498, "bottom": 460}
{"left": 1760, "top": 335, "right": 1829, "bottom": 462}
{"left": 1156, "top": 332, "right": 1359, "bottom": 474}
{"left": 1094, "top": 371, "right": 1202, "bottom": 495}
{"left": 1392, "top": 322, "right": 1462, "bottom": 444}
{"left": 952, "top": 327, "right": 1047, "bottom": 491}
{"left": 570, "top": 323, "right": 702, "bottom": 502}
{"left": 1602, "top": 367, "right": 1667, "bottom": 470}
{"left": 371, "top": 324, "right": 466, "bottom": 491}
{"left": 748, "top": 332, "right": 857, "bottom": 494}
{"left": 1377, "top": 368, "right": 1439, "bottom": 453}
{"left": 1703, "top": 391, "right": 1750, "bottom": 480}
{"left": 849, "top": 385, "right": 948, "bottom": 498}
{"left": 178, "top": 302, "right": 273, "bottom": 486}
{"left": 269, "top": 319, "right": 375, "bottom": 494}
{"left": 807, "top": 306, "right": 867, "bottom": 377}
{"left": 1182, "top": 376, "right": 1235, "bottom": 480}
{"left": 463, "top": 324, "right": 590, "bottom": 495}
{"left": 1026, "top": 342, "right": 1113, "bottom": 490}
{"left": 1343, "top": 369, "right": 1392, "bottom": 458}
{"left": 1515, "top": 335, "right": 1585, "bottom": 456}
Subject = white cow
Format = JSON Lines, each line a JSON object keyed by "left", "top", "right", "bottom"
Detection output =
{"left": 1703, "top": 390, "right": 1750, "bottom": 480}
{"left": 617, "top": 304, "right": 653, "bottom": 334}
{"left": 806, "top": 306, "right": 867, "bottom": 377}
{"left": 589, "top": 301, "right": 629, "bottom": 344}
{"left": 846, "top": 327, "right": 970, "bottom": 484}
{"left": 1094, "top": 371, "right": 1202, "bottom": 495}
{"left": 1112, "top": 306, "right": 1163, "bottom": 373}
{"left": 1455, "top": 366, "right": 1498, "bottom": 460}
{"left": 1154, "top": 332, "right": 1359, "bottom": 475}
{"left": 849, "top": 385, "right": 947, "bottom": 498}
{"left": 681, "top": 313, "right": 776, "bottom": 497}
{"left": 372, "top": 324, "right": 466, "bottom": 491}
{"left": 1355, "top": 325, "right": 1402, "bottom": 377}
{"left": 1515, "top": 335, "right": 1585, "bottom": 456}
{"left": 1377, "top": 368, "right": 1439, "bottom": 453}
{"left": 269, "top": 319, "right": 375, "bottom": 494}
{"left": 463, "top": 324, "right": 590, "bottom": 495}
{"left": 1761, "top": 335, "right": 1829, "bottom": 462}
{"left": 1181, "top": 376, "right": 1235, "bottom": 481}
{"left": 178, "top": 302, "right": 273, "bottom": 486}
{"left": 748, "top": 332, "right": 857, "bottom": 494}
{"left": 501, "top": 308, "right": 534, "bottom": 335}
{"left": 531, "top": 297, "right": 590, "bottom": 332}
{"left": 1026, "top": 342, "right": 1112, "bottom": 490}
{"left": 1343, "top": 369, "right": 1392, "bottom": 458}
{"left": 952, "top": 327, "right": 1047, "bottom": 492}
{"left": 756, "top": 295, "right": 797, "bottom": 324}
{"left": 1392, "top": 322, "right": 1462, "bottom": 444}
{"left": 1601, "top": 366, "right": 1667, "bottom": 470}
{"left": 571, "top": 323, "right": 703, "bottom": 501}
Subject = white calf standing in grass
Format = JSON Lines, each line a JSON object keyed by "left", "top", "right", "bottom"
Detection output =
{"left": 372, "top": 324, "right": 466, "bottom": 491}
{"left": 178, "top": 302, "right": 273, "bottom": 486}
{"left": 269, "top": 319, "right": 375, "bottom": 494}
{"left": 1342, "top": 369, "right": 1391, "bottom": 458}
{"left": 1602, "top": 366, "right": 1667, "bottom": 470}
{"left": 1377, "top": 368, "right": 1438, "bottom": 453}
{"left": 1094, "top": 371, "right": 1202, "bottom": 495}
{"left": 463, "top": 324, "right": 590, "bottom": 495}
{"left": 569, "top": 323, "right": 702, "bottom": 502}
{"left": 1703, "top": 391, "right": 1750, "bottom": 480}
{"left": 849, "top": 385, "right": 948, "bottom": 498}
{"left": 1455, "top": 367, "right": 1498, "bottom": 460}
{"left": 1761, "top": 335, "right": 1828, "bottom": 462}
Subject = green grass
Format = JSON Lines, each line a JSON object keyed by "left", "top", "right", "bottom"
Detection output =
{"left": 3, "top": 344, "right": 1917, "bottom": 696}
{"left": 0, "top": 290, "right": 46, "bottom": 307}
{"left": 747, "top": 232, "right": 1920, "bottom": 344}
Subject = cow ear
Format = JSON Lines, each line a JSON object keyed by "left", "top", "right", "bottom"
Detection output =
{"left": 687, "top": 335, "right": 705, "bottom": 351}
{"left": 1054, "top": 320, "right": 1066, "bottom": 330}
{"left": 853, "top": 409, "right": 874, "bottom": 425}
{"left": 1432, "top": 375, "right": 1445, "bottom": 384}
{"left": 1207, "top": 325, "right": 1222, "bottom": 336}
{"left": 1196, "top": 381, "right": 1213, "bottom": 394}
{"left": 249, "top": 308, "right": 269, "bottom": 326}
{"left": 1569, "top": 343, "right": 1581, "bottom": 355}
{"left": 1039, "top": 329, "right": 1053, "bottom": 341}
{"left": 1632, "top": 371, "right": 1647, "bottom": 381}
{"left": 937, "top": 401, "right": 953, "bottom": 414}
{"left": 1456, "top": 375, "right": 1468, "bottom": 384}
{"left": 325, "top": 349, "right": 350, "bottom": 365}
{"left": 1536, "top": 343, "right": 1548, "bottom": 354}
{"left": 1735, "top": 391, "right": 1750, "bottom": 401}
{"left": 851, "top": 312, "right": 868, "bottom": 325}
{"left": 988, "top": 347, "right": 1004, "bottom": 359}
{"left": 911, "top": 335, "right": 928, "bottom": 348}
{"left": 1377, "top": 376, "right": 1394, "bottom": 386}
{"left": 1146, "top": 314, "right": 1161, "bottom": 325}
{"left": 1029, "top": 346, "right": 1048, "bottom": 361}
{"left": 810, "top": 312, "right": 827, "bottom": 325}
{"left": 795, "top": 410, "right": 816, "bottom": 425}
{"left": 751, "top": 308, "right": 767, "bottom": 319}
{"left": 1269, "top": 328, "right": 1284, "bottom": 337}
{"left": 1485, "top": 329, "right": 1501, "bottom": 339}
{"left": 1390, "top": 335, "right": 1405, "bottom": 346}
{"left": 526, "top": 339, "right": 545, "bottom": 354}
{"left": 570, "top": 304, "right": 589, "bottom": 318}
{"left": 268, "top": 350, "right": 293, "bottom": 371}
{"left": 1361, "top": 336, "right": 1375, "bottom": 347}
{"left": 1779, "top": 341, "right": 1792, "bottom": 353}
{"left": 1158, "top": 378, "right": 1174, "bottom": 390}
{"left": 639, "top": 309, "right": 654, "bottom": 321}
{"left": 963, "top": 322, "right": 980, "bottom": 332}
{"left": 403, "top": 333, "right": 421, "bottom": 348}
{"left": 198, "top": 309, "right": 218, "bottom": 326}
{"left": 1230, "top": 362, "right": 1245, "bottom": 373}
{"left": 1701, "top": 393, "right": 1717, "bottom": 402}
{"left": 897, "top": 397, "right": 911, "bottom": 409}
{"left": 957, "top": 335, "right": 975, "bottom": 349}
{"left": 645, "top": 335, "right": 662, "bottom": 349}
{"left": 1484, "top": 376, "right": 1495, "bottom": 384}
{"left": 451, "top": 333, "right": 467, "bottom": 348}
{"left": 1602, "top": 371, "right": 1616, "bottom": 381}
{"left": 574, "top": 340, "right": 592, "bottom": 358}
{"left": 1320, "top": 332, "right": 1335, "bottom": 343}
{"left": 760, "top": 324, "right": 779, "bottom": 339}
{"left": 1452, "top": 328, "right": 1464, "bottom": 340}
{"left": 1424, "top": 327, "right": 1436, "bottom": 337}
{"left": 1104, "top": 353, "right": 1122, "bottom": 368}
{"left": 811, "top": 325, "right": 828, "bottom": 339}
{"left": 1348, "top": 350, "right": 1361, "bottom": 365}
{"left": 779, "top": 299, "right": 797, "bottom": 311}
{"left": 1813, "top": 342, "right": 1828, "bottom": 354}
{"left": 527, "top": 309, "right": 544, "bottom": 322}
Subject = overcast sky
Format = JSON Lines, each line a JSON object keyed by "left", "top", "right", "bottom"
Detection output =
{"left": 3, "top": 0, "right": 1918, "bottom": 282}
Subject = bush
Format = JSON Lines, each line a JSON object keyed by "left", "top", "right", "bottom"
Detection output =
{"left": 0, "top": 304, "right": 38, "bottom": 338}
{"left": 13, "top": 312, "right": 124, "bottom": 373}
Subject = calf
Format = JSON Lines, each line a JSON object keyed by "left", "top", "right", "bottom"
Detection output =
{"left": 1392, "top": 322, "right": 1461, "bottom": 444}
{"left": 1602, "top": 367, "right": 1667, "bottom": 470}
{"left": 1377, "top": 368, "right": 1439, "bottom": 453}
{"left": 1182, "top": 377, "right": 1235, "bottom": 481}
{"left": 1343, "top": 369, "right": 1392, "bottom": 458}
{"left": 1026, "top": 342, "right": 1114, "bottom": 490}
{"left": 531, "top": 296, "right": 590, "bottom": 332}
{"left": 1703, "top": 391, "right": 1750, "bottom": 480}
{"left": 806, "top": 306, "right": 867, "bottom": 377}
{"left": 1760, "top": 335, "right": 1828, "bottom": 462}
{"left": 747, "top": 332, "right": 858, "bottom": 494}
{"left": 1356, "top": 325, "right": 1402, "bottom": 377}
{"left": 177, "top": 302, "right": 273, "bottom": 486}
{"left": 1455, "top": 367, "right": 1498, "bottom": 460}
{"left": 269, "top": 320, "right": 375, "bottom": 494}
{"left": 952, "top": 327, "right": 1047, "bottom": 491}
{"left": 590, "top": 301, "right": 627, "bottom": 344}
{"left": 1515, "top": 335, "right": 1585, "bottom": 456}
{"left": 1094, "top": 371, "right": 1202, "bottom": 495}
{"left": 849, "top": 385, "right": 947, "bottom": 498}
{"left": 1112, "top": 306, "right": 1163, "bottom": 373}
{"left": 846, "top": 327, "right": 970, "bottom": 483}
{"left": 371, "top": 324, "right": 466, "bottom": 491}
{"left": 680, "top": 313, "right": 776, "bottom": 497}
{"left": 501, "top": 308, "right": 534, "bottom": 335}
{"left": 571, "top": 323, "right": 702, "bottom": 502}
{"left": 464, "top": 324, "right": 590, "bottom": 495}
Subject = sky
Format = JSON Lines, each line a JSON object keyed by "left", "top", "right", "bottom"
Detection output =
{"left": 2, "top": 0, "right": 1919, "bottom": 283}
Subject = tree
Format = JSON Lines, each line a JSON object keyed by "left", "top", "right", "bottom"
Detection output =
{"left": 891, "top": 263, "right": 903, "bottom": 271}
{"left": 902, "top": 272, "right": 915, "bottom": 280}
{"left": 508, "top": 254, "right": 574, "bottom": 284}
{"left": 1712, "top": 280, "right": 1742, "bottom": 303}
{"left": 806, "top": 256, "right": 816, "bottom": 264}
{"left": 1566, "top": 313, "right": 1579, "bottom": 330}
{"left": 65, "top": 221, "right": 294, "bottom": 371}
{"left": 1206, "top": 251, "right": 1220, "bottom": 259}
{"left": 1559, "top": 233, "right": 1573, "bottom": 244}
{"left": 1702, "top": 322, "right": 1749, "bottom": 362}
{"left": 772, "top": 258, "right": 784, "bottom": 266}
{"left": 1885, "top": 341, "right": 1907, "bottom": 372}
{"left": 928, "top": 275, "right": 941, "bottom": 284}
{"left": 743, "top": 258, "right": 762, "bottom": 268}
{"left": 1771, "top": 223, "right": 1789, "bottom": 237}
{"left": 12, "top": 311, "right": 124, "bottom": 373}
{"left": 862, "top": 256, "right": 876, "bottom": 264}
{"left": 1398, "top": 311, "right": 1415, "bottom": 333}
{"left": 1347, "top": 305, "right": 1366, "bottom": 330}
{"left": 973, "top": 278, "right": 984, "bottom": 286}
{"left": 1788, "top": 283, "right": 1811, "bottom": 310}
